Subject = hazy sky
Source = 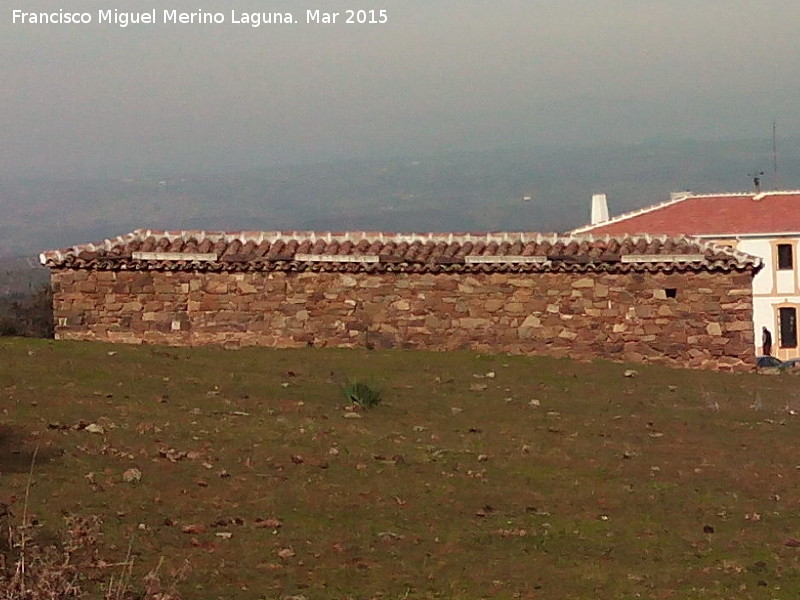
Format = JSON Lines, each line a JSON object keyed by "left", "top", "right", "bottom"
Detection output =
{"left": 2, "top": 0, "right": 800, "bottom": 178}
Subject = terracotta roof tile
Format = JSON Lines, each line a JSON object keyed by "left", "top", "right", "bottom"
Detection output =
{"left": 38, "top": 228, "right": 760, "bottom": 273}
{"left": 573, "top": 191, "right": 800, "bottom": 236}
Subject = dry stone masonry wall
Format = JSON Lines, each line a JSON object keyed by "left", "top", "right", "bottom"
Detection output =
{"left": 52, "top": 268, "right": 755, "bottom": 371}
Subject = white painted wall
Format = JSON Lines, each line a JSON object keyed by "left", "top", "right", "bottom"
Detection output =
{"left": 776, "top": 270, "right": 795, "bottom": 294}
{"left": 738, "top": 239, "right": 773, "bottom": 295}
{"left": 739, "top": 237, "right": 800, "bottom": 359}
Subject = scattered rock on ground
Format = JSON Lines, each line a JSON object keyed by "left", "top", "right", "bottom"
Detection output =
{"left": 122, "top": 468, "right": 142, "bottom": 483}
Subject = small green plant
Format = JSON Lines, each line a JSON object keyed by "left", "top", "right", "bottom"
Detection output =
{"left": 342, "top": 380, "right": 382, "bottom": 409}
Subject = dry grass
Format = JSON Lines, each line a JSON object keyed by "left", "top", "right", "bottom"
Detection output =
{"left": 1, "top": 466, "right": 187, "bottom": 600}
{"left": 3, "top": 338, "right": 800, "bottom": 599}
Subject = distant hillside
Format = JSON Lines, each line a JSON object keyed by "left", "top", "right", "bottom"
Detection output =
{"left": 0, "top": 256, "right": 49, "bottom": 296}
{"left": 2, "top": 136, "right": 798, "bottom": 258}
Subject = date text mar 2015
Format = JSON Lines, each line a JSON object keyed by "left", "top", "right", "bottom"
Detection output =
{"left": 307, "top": 10, "right": 388, "bottom": 24}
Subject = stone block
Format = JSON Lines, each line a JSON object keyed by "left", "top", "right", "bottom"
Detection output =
{"left": 527, "top": 300, "right": 547, "bottom": 312}
{"left": 484, "top": 298, "right": 506, "bottom": 313}
{"left": 393, "top": 299, "right": 411, "bottom": 311}
{"left": 520, "top": 315, "right": 541, "bottom": 328}
{"left": 571, "top": 277, "right": 595, "bottom": 288}
{"left": 508, "top": 279, "right": 535, "bottom": 288}
{"left": 94, "top": 271, "right": 116, "bottom": 282}
{"left": 336, "top": 274, "right": 358, "bottom": 287}
{"left": 204, "top": 279, "right": 229, "bottom": 294}
{"left": 505, "top": 302, "right": 525, "bottom": 314}
{"left": 721, "top": 301, "right": 749, "bottom": 311}
{"left": 643, "top": 323, "right": 661, "bottom": 335}
{"left": 199, "top": 298, "right": 222, "bottom": 311}
{"left": 237, "top": 282, "right": 258, "bottom": 294}
{"left": 459, "top": 318, "right": 491, "bottom": 329}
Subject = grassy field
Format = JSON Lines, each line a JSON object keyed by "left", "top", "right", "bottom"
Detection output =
{"left": 2, "top": 338, "right": 800, "bottom": 599}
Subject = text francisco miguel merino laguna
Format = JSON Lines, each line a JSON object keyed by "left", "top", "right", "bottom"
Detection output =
{"left": 11, "top": 8, "right": 389, "bottom": 27}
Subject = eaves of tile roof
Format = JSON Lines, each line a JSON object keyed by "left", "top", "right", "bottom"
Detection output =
{"left": 572, "top": 191, "right": 800, "bottom": 237}
{"left": 39, "top": 229, "right": 761, "bottom": 274}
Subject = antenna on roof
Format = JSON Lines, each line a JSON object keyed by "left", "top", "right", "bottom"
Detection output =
{"left": 773, "top": 118, "right": 779, "bottom": 190}
{"left": 748, "top": 170, "right": 765, "bottom": 194}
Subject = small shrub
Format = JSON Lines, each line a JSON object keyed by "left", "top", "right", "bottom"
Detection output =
{"left": 343, "top": 380, "right": 382, "bottom": 409}
{"left": 0, "top": 285, "right": 54, "bottom": 339}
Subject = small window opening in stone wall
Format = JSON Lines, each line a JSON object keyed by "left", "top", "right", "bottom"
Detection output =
{"left": 664, "top": 288, "right": 677, "bottom": 299}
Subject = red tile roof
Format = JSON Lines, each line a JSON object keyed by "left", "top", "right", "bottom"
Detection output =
{"left": 39, "top": 229, "right": 760, "bottom": 274}
{"left": 572, "top": 191, "right": 800, "bottom": 237}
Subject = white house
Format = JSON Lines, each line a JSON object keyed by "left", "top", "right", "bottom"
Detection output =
{"left": 573, "top": 191, "right": 800, "bottom": 359}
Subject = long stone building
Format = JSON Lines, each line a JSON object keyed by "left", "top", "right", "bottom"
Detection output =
{"left": 40, "top": 229, "right": 761, "bottom": 370}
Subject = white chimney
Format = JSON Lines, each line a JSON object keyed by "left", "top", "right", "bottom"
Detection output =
{"left": 591, "top": 193, "right": 609, "bottom": 225}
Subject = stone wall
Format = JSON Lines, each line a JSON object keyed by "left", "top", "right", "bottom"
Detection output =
{"left": 51, "top": 268, "right": 755, "bottom": 370}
